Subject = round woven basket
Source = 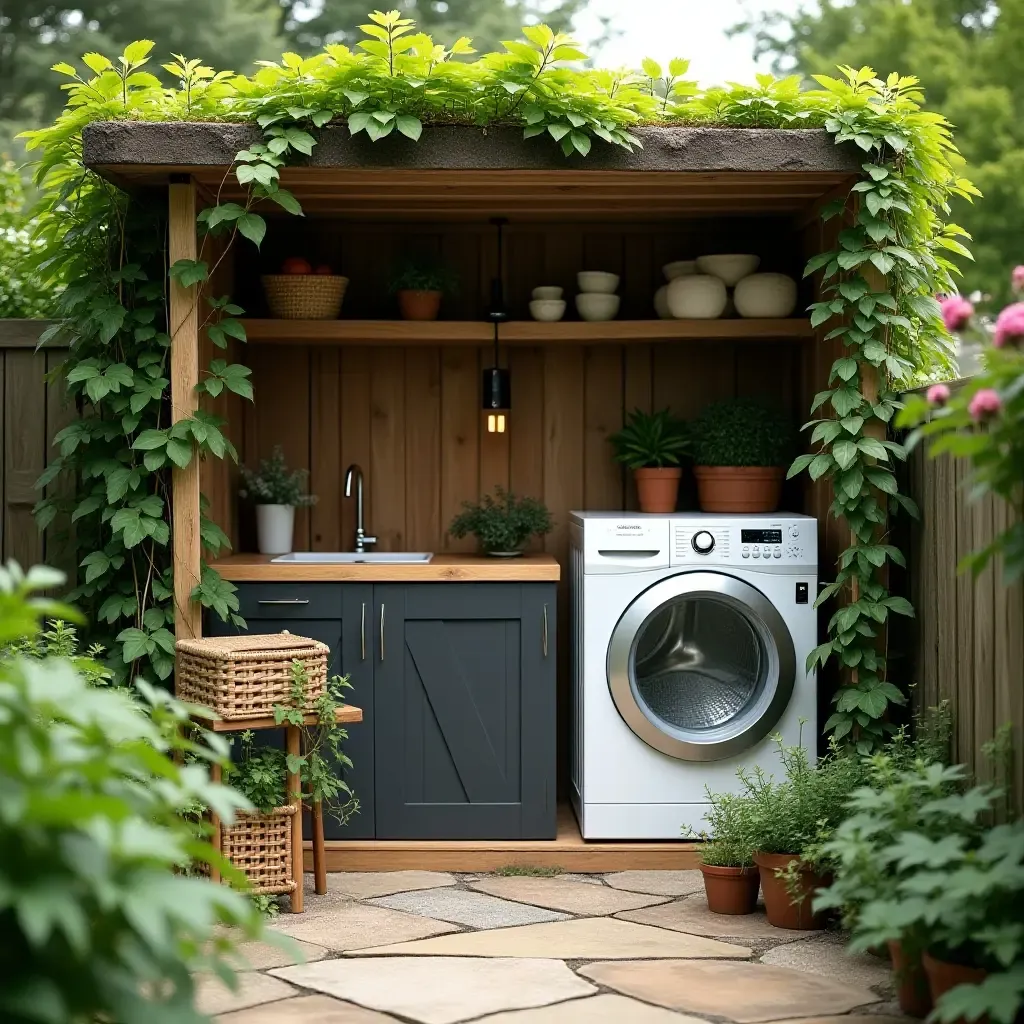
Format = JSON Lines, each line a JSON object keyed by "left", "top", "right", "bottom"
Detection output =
{"left": 262, "top": 274, "right": 348, "bottom": 319}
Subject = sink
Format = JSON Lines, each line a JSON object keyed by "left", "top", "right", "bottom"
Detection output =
{"left": 271, "top": 552, "right": 433, "bottom": 564}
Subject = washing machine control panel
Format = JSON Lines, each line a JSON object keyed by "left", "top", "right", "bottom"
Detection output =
{"left": 671, "top": 520, "right": 814, "bottom": 566}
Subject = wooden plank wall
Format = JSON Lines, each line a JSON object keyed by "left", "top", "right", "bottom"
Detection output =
{"left": 907, "top": 441, "right": 1024, "bottom": 814}
{"left": 0, "top": 321, "right": 75, "bottom": 581}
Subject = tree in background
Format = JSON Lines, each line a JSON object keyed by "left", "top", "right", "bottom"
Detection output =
{"left": 741, "top": 0, "right": 1024, "bottom": 305}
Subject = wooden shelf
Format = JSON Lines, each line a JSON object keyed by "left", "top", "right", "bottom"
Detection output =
{"left": 239, "top": 318, "right": 814, "bottom": 346}
{"left": 194, "top": 705, "right": 363, "bottom": 732}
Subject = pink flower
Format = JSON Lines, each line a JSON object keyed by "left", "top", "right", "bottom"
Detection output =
{"left": 993, "top": 302, "right": 1024, "bottom": 348}
{"left": 968, "top": 388, "right": 1002, "bottom": 422}
{"left": 939, "top": 294, "right": 974, "bottom": 332}
{"left": 927, "top": 384, "right": 951, "bottom": 406}
{"left": 1012, "top": 266, "right": 1024, "bottom": 294}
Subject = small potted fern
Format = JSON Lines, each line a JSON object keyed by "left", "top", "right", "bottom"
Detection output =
{"left": 609, "top": 408, "right": 689, "bottom": 513}
{"left": 239, "top": 447, "right": 317, "bottom": 555}
{"left": 449, "top": 487, "right": 553, "bottom": 556}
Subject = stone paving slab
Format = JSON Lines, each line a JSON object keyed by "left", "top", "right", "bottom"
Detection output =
{"left": 230, "top": 936, "right": 328, "bottom": 970}
{"left": 216, "top": 994, "right": 398, "bottom": 1022}
{"left": 760, "top": 933, "right": 894, "bottom": 991}
{"left": 604, "top": 870, "right": 704, "bottom": 897}
{"left": 768, "top": 1017, "right": 909, "bottom": 1024}
{"left": 471, "top": 876, "right": 669, "bottom": 916}
{"left": 476, "top": 993, "right": 708, "bottom": 1023}
{"left": 195, "top": 971, "right": 297, "bottom": 1016}
{"left": 579, "top": 960, "right": 882, "bottom": 1023}
{"left": 326, "top": 871, "right": 456, "bottom": 899}
{"left": 619, "top": 896, "right": 816, "bottom": 942}
{"left": 271, "top": 956, "right": 596, "bottom": 1024}
{"left": 269, "top": 901, "right": 459, "bottom": 951}
{"left": 350, "top": 915, "right": 750, "bottom": 960}
{"left": 369, "top": 887, "right": 569, "bottom": 929}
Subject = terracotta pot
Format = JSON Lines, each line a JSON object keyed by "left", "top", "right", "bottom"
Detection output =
{"left": 694, "top": 466, "right": 784, "bottom": 513}
{"left": 922, "top": 951, "right": 988, "bottom": 1024}
{"left": 634, "top": 467, "right": 682, "bottom": 513}
{"left": 752, "top": 852, "right": 827, "bottom": 930}
{"left": 700, "top": 863, "right": 761, "bottom": 916}
{"left": 889, "top": 940, "right": 933, "bottom": 1018}
{"left": 398, "top": 289, "right": 442, "bottom": 320}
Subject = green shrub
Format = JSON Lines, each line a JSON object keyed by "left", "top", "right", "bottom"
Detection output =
{"left": 692, "top": 398, "right": 796, "bottom": 467}
{"left": 0, "top": 160, "right": 57, "bottom": 319}
{"left": 608, "top": 408, "right": 689, "bottom": 469}
{"left": 449, "top": 487, "right": 553, "bottom": 553}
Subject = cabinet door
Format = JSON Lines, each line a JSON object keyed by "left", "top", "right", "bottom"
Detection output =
{"left": 374, "top": 583, "right": 556, "bottom": 840}
{"left": 207, "top": 583, "right": 375, "bottom": 839}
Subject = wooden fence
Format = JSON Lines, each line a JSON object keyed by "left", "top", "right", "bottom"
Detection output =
{"left": 905, "top": 402, "right": 1023, "bottom": 812}
{"left": 0, "top": 319, "right": 75, "bottom": 582}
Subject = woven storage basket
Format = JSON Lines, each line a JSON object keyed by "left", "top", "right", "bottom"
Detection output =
{"left": 176, "top": 633, "right": 329, "bottom": 720}
{"left": 220, "top": 805, "right": 296, "bottom": 894}
{"left": 262, "top": 274, "right": 348, "bottom": 319}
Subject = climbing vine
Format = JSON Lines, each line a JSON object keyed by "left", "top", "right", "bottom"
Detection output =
{"left": 23, "top": 15, "right": 972, "bottom": 742}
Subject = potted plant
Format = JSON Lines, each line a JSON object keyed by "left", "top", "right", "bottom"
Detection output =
{"left": 608, "top": 408, "right": 689, "bottom": 513}
{"left": 239, "top": 447, "right": 317, "bottom": 555}
{"left": 449, "top": 487, "right": 553, "bottom": 556}
{"left": 686, "top": 789, "right": 760, "bottom": 915}
{"left": 691, "top": 398, "right": 795, "bottom": 512}
{"left": 390, "top": 258, "right": 459, "bottom": 320}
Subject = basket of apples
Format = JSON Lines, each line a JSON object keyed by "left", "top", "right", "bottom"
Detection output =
{"left": 262, "top": 258, "right": 348, "bottom": 320}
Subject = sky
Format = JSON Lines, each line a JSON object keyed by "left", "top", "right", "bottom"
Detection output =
{"left": 574, "top": 0, "right": 803, "bottom": 86}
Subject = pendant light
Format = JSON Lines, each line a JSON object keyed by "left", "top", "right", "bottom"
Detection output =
{"left": 483, "top": 217, "right": 510, "bottom": 434}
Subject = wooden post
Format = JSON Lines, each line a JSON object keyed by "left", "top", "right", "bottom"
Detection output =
{"left": 169, "top": 180, "right": 202, "bottom": 646}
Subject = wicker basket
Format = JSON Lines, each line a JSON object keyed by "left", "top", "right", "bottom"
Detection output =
{"left": 220, "top": 805, "right": 297, "bottom": 894}
{"left": 176, "top": 633, "right": 329, "bottom": 720}
{"left": 262, "top": 274, "right": 348, "bottom": 319}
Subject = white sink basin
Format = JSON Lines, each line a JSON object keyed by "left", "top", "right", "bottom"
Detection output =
{"left": 271, "top": 552, "right": 433, "bottom": 564}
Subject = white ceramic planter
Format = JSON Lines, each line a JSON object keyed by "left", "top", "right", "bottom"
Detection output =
{"left": 653, "top": 285, "right": 672, "bottom": 319}
{"left": 734, "top": 273, "right": 798, "bottom": 318}
{"left": 256, "top": 504, "right": 295, "bottom": 555}
{"left": 666, "top": 274, "right": 728, "bottom": 319}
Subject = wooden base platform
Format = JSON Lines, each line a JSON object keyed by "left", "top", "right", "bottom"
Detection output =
{"left": 306, "top": 805, "right": 700, "bottom": 873}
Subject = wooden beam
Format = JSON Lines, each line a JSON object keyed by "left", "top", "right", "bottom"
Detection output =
{"left": 169, "top": 180, "right": 202, "bottom": 647}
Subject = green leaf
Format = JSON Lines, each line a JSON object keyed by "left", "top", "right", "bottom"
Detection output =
{"left": 833, "top": 439, "right": 858, "bottom": 470}
{"left": 166, "top": 437, "right": 193, "bottom": 469}
{"left": 169, "top": 259, "right": 208, "bottom": 288}
{"left": 396, "top": 115, "right": 422, "bottom": 141}
{"left": 236, "top": 214, "right": 266, "bottom": 247}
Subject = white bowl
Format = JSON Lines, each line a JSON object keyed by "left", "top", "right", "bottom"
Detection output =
{"left": 653, "top": 285, "right": 672, "bottom": 320}
{"left": 696, "top": 254, "right": 761, "bottom": 286}
{"left": 734, "top": 273, "right": 798, "bottom": 318}
{"left": 662, "top": 260, "right": 696, "bottom": 281}
{"left": 576, "top": 293, "right": 620, "bottom": 321}
{"left": 532, "top": 286, "right": 563, "bottom": 300}
{"left": 577, "top": 271, "right": 620, "bottom": 294}
{"left": 666, "top": 275, "right": 727, "bottom": 319}
{"left": 530, "top": 298, "right": 566, "bottom": 322}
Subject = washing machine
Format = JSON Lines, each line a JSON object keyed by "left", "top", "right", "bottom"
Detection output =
{"left": 569, "top": 511, "right": 818, "bottom": 840}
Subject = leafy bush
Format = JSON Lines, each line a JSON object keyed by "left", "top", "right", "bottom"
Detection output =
{"left": 0, "top": 562, "right": 262, "bottom": 1024}
{"left": 389, "top": 257, "right": 459, "bottom": 294}
{"left": 0, "top": 160, "right": 58, "bottom": 318}
{"left": 449, "top": 487, "right": 553, "bottom": 553}
{"left": 609, "top": 408, "right": 689, "bottom": 469}
{"left": 692, "top": 398, "right": 797, "bottom": 467}
{"left": 239, "top": 446, "right": 316, "bottom": 507}
{"left": 685, "top": 788, "right": 756, "bottom": 867}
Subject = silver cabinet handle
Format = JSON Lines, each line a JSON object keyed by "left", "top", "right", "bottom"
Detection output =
{"left": 258, "top": 598, "right": 309, "bottom": 605}
{"left": 361, "top": 602, "right": 366, "bottom": 660}
{"left": 380, "top": 604, "right": 385, "bottom": 661}
{"left": 542, "top": 603, "right": 548, "bottom": 658}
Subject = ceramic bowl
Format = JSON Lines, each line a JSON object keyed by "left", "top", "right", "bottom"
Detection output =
{"left": 653, "top": 285, "right": 673, "bottom": 320}
{"left": 530, "top": 298, "right": 567, "bottom": 322}
{"left": 696, "top": 254, "right": 761, "bottom": 287}
{"left": 577, "top": 271, "right": 620, "bottom": 294}
{"left": 532, "top": 286, "right": 563, "bottom": 301}
{"left": 666, "top": 274, "right": 727, "bottom": 319}
{"left": 734, "top": 273, "right": 798, "bottom": 318}
{"left": 662, "top": 260, "right": 697, "bottom": 281}
{"left": 576, "top": 292, "right": 620, "bottom": 321}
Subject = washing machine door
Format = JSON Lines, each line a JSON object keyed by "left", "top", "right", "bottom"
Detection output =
{"left": 607, "top": 571, "right": 796, "bottom": 762}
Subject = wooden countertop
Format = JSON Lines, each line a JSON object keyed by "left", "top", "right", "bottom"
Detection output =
{"left": 210, "top": 553, "right": 561, "bottom": 582}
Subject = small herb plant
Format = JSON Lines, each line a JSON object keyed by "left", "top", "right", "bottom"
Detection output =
{"left": 239, "top": 447, "right": 317, "bottom": 507}
{"left": 389, "top": 258, "right": 459, "bottom": 294}
{"left": 692, "top": 398, "right": 796, "bottom": 467}
{"left": 449, "top": 487, "right": 554, "bottom": 553}
{"left": 229, "top": 731, "right": 288, "bottom": 812}
{"left": 685, "top": 788, "right": 755, "bottom": 867}
{"left": 609, "top": 408, "right": 689, "bottom": 469}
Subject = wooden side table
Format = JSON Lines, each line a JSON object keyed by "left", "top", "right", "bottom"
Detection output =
{"left": 196, "top": 705, "right": 363, "bottom": 913}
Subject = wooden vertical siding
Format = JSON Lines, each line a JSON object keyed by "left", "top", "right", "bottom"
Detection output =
{"left": 906, "top": 438, "right": 1024, "bottom": 813}
{"left": 0, "top": 321, "right": 75, "bottom": 582}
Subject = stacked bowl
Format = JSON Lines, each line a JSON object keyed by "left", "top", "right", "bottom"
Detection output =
{"left": 575, "top": 271, "right": 620, "bottom": 322}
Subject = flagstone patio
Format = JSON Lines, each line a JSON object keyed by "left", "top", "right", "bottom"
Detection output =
{"left": 207, "top": 870, "right": 903, "bottom": 1024}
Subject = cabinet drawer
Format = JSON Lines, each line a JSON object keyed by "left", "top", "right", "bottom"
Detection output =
{"left": 235, "top": 583, "right": 343, "bottom": 620}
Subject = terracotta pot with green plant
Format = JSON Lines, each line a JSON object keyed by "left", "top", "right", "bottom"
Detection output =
{"left": 449, "top": 487, "right": 553, "bottom": 557}
{"left": 390, "top": 259, "right": 459, "bottom": 320}
{"left": 239, "top": 446, "right": 317, "bottom": 555}
{"left": 609, "top": 408, "right": 689, "bottom": 513}
{"left": 691, "top": 398, "right": 796, "bottom": 513}
{"left": 686, "top": 790, "right": 760, "bottom": 915}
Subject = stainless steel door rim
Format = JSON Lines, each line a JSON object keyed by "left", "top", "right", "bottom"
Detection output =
{"left": 607, "top": 571, "right": 796, "bottom": 762}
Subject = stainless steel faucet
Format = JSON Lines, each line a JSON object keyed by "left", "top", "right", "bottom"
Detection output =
{"left": 344, "top": 464, "right": 377, "bottom": 554}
